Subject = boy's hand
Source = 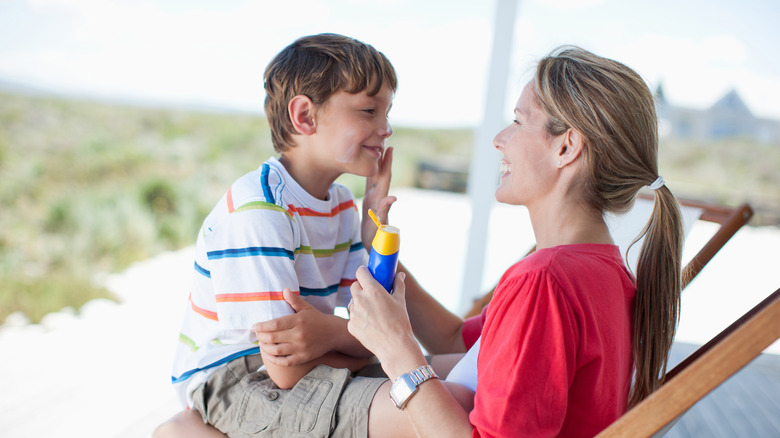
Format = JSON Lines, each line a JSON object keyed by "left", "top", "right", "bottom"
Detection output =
{"left": 362, "top": 146, "right": 396, "bottom": 250}
{"left": 253, "top": 288, "right": 339, "bottom": 366}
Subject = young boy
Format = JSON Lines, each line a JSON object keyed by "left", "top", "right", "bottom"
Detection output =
{"left": 167, "top": 33, "right": 396, "bottom": 435}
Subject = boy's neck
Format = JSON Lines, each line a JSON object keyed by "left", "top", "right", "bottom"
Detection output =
{"left": 278, "top": 153, "right": 339, "bottom": 201}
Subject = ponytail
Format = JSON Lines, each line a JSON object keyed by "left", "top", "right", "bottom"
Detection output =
{"left": 628, "top": 186, "right": 683, "bottom": 408}
{"left": 534, "top": 46, "right": 686, "bottom": 408}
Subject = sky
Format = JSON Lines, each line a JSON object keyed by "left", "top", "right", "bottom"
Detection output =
{"left": 1, "top": 0, "right": 778, "bottom": 128}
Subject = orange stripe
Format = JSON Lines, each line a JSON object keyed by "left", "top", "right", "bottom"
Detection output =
{"left": 215, "top": 291, "right": 299, "bottom": 303}
{"left": 227, "top": 187, "right": 235, "bottom": 213}
{"left": 190, "top": 298, "right": 218, "bottom": 321}
{"left": 292, "top": 200, "right": 356, "bottom": 217}
{"left": 340, "top": 278, "right": 356, "bottom": 287}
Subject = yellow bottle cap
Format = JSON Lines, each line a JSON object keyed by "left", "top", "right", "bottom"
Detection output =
{"left": 373, "top": 225, "right": 400, "bottom": 255}
{"left": 368, "top": 209, "right": 400, "bottom": 255}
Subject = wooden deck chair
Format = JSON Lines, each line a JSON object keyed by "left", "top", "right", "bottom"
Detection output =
{"left": 464, "top": 195, "right": 754, "bottom": 318}
{"left": 596, "top": 287, "right": 780, "bottom": 437}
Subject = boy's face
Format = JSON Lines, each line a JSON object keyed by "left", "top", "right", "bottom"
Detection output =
{"left": 313, "top": 83, "right": 394, "bottom": 178}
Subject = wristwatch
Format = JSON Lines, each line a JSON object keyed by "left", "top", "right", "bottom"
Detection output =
{"left": 389, "top": 364, "right": 439, "bottom": 409}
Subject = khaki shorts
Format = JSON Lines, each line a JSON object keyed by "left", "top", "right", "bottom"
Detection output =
{"left": 192, "top": 354, "right": 387, "bottom": 438}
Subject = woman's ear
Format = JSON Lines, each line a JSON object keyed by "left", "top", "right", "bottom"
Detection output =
{"left": 288, "top": 95, "right": 317, "bottom": 135}
{"left": 556, "top": 128, "right": 585, "bottom": 168}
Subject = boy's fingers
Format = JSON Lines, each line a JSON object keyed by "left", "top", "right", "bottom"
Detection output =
{"left": 252, "top": 313, "right": 295, "bottom": 332}
{"left": 380, "top": 146, "right": 394, "bottom": 175}
{"left": 283, "top": 288, "right": 311, "bottom": 312}
{"left": 375, "top": 196, "right": 397, "bottom": 223}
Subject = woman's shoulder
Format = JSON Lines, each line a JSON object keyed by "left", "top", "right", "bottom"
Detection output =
{"left": 530, "top": 243, "right": 622, "bottom": 267}
{"left": 499, "top": 244, "right": 629, "bottom": 297}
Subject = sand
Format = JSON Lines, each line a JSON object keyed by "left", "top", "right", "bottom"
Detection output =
{"left": 0, "top": 188, "right": 776, "bottom": 437}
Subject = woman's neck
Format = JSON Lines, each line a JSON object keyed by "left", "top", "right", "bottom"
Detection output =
{"left": 528, "top": 196, "right": 613, "bottom": 250}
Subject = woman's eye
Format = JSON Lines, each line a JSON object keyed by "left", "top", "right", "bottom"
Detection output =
{"left": 363, "top": 108, "right": 376, "bottom": 114}
{"left": 513, "top": 119, "right": 521, "bottom": 125}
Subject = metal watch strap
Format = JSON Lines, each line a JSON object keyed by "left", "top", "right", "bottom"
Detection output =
{"left": 389, "top": 364, "right": 439, "bottom": 409}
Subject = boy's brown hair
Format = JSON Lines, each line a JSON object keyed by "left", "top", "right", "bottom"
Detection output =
{"left": 264, "top": 33, "right": 398, "bottom": 152}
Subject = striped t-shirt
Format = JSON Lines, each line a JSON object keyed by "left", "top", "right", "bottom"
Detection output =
{"left": 171, "top": 157, "right": 368, "bottom": 407}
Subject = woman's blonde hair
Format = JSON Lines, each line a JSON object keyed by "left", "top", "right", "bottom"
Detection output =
{"left": 534, "top": 46, "right": 684, "bottom": 408}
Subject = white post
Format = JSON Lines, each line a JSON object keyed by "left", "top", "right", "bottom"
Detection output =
{"left": 458, "top": 0, "right": 518, "bottom": 315}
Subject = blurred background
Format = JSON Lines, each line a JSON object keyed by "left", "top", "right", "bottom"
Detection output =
{"left": 0, "top": 0, "right": 778, "bottom": 436}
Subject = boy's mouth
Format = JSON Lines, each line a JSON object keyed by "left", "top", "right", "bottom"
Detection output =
{"left": 364, "top": 145, "right": 384, "bottom": 156}
{"left": 500, "top": 161, "right": 511, "bottom": 175}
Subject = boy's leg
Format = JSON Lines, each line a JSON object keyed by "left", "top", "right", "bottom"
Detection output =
{"left": 190, "top": 354, "right": 386, "bottom": 438}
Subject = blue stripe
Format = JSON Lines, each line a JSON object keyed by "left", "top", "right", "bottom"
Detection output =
{"left": 300, "top": 283, "right": 340, "bottom": 297}
{"left": 349, "top": 242, "right": 364, "bottom": 252}
{"left": 194, "top": 261, "right": 211, "bottom": 278}
{"left": 207, "top": 246, "right": 294, "bottom": 260}
{"left": 261, "top": 163, "right": 274, "bottom": 204}
{"left": 270, "top": 165, "right": 284, "bottom": 206}
{"left": 171, "top": 347, "right": 260, "bottom": 384}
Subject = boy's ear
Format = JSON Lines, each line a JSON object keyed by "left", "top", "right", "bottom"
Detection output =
{"left": 288, "top": 95, "right": 317, "bottom": 135}
{"left": 556, "top": 128, "right": 585, "bottom": 168}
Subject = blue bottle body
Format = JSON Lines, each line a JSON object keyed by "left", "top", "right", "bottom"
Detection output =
{"left": 368, "top": 250, "right": 399, "bottom": 293}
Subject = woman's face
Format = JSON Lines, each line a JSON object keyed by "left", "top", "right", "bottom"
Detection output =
{"left": 493, "top": 82, "right": 560, "bottom": 206}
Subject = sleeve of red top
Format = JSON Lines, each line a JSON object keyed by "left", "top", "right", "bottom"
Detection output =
{"left": 469, "top": 271, "right": 579, "bottom": 438}
{"left": 461, "top": 305, "right": 488, "bottom": 350}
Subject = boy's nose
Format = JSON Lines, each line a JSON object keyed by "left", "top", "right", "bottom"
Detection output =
{"left": 379, "top": 120, "right": 393, "bottom": 137}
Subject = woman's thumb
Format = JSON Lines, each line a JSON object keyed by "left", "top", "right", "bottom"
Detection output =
{"left": 392, "top": 272, "right": 407, "bottom": 302}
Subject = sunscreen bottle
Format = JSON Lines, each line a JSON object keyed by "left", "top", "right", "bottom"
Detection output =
{"left": 367, "top": 209, "right": 400, "bottom": 293}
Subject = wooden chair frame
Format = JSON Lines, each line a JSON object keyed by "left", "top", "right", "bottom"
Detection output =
{"left": 596, "top": 288, "right": 780, "bottom": 437}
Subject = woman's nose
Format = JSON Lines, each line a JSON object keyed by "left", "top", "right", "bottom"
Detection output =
{"left": 493, "top": 127, "right": 507, "bottom": 150}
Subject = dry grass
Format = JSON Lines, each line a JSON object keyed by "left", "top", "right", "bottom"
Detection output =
{"left": 0, "top": 91, "right": 776, "bottom": 323}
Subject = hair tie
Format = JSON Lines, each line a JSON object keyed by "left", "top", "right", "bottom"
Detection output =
{"left": 648, "top": 176, "right": 665, "bottom": 191}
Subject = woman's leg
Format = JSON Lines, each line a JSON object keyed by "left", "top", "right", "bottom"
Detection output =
{"left": 366, "top": 380, "right": 474, "bottom": 438}
{"left": 152, "top": 410, "right": 227, "bottom": 438}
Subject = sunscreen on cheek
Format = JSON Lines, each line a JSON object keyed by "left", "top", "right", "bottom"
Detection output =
{"left": 335, "top": 130, "right": 360, "bottom": 163}
{"left": 366, "top": 209, "right": 399, "bottom": 293}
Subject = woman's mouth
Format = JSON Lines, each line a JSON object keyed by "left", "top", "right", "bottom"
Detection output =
{"left": 500, "top": 161, "right": 511, "bottom": 175}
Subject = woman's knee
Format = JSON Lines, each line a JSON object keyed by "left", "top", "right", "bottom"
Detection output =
{"left": 153, "top": 410, "right": 220, "bottom": 438}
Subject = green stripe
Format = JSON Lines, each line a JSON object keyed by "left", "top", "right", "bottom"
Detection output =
{"left": 233, "top": 201, "right": 293, "bottom": 219}
{"left": 295, "top": 240, "right": 354, "bottom": 258}
{"left": 179, "top": 333, "right": 199, "bottom": 352}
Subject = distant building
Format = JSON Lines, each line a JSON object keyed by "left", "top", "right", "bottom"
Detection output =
{"left": 656, "top": 85, "right": 780, "bottom": 145}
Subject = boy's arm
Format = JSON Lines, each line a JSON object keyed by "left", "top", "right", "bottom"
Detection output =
{"left": 262, "top": 350, "right": 374, "bottom": 390}
{"left": 254, "top": 288, "right": 373, "bottom": 367}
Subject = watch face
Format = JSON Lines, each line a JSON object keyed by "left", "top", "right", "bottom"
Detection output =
{"left": 390, "top": 375, "right": 416, "bottom": 408}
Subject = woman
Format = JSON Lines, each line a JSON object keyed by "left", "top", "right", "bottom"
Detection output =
{"left": 156, "top": 45, "right": 683, "bottom": 438}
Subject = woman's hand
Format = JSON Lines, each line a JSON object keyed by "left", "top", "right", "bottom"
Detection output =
{"left": 347, "top": 266, "right": 427, "bottom": 380}
{"left": 362, "top": 147, "right": 396, "bottom": 251}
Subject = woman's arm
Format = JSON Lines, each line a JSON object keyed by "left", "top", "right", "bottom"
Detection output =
{"left": 347, "top": 267, "right": 474, "bottom": 437}
{"left": 361, "top": 148, "right": 467, "bottom": 356}
{"left": 398, "top": 261, "right": 467, "bottom": 355}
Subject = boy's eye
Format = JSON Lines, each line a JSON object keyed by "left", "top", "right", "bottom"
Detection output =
{"left": 513, "top": 119, "right": 521, "bottom": 125}
{"left": 363, "top": 108, "right": 376, "bottom": 114}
